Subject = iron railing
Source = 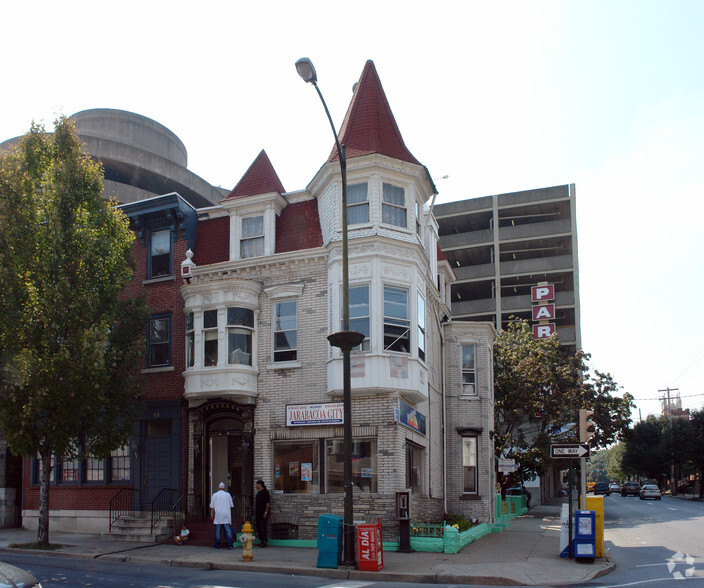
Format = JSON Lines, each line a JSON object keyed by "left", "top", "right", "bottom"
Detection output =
{"left": 151, "top": 487, "right": 178, "bottom": 533}
{"left": 108, "top": 487, "right": 135, "bottom": 533}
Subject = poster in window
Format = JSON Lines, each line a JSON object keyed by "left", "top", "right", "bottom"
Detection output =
{"left": 361, "top": 467, "right": 372, "bottom": 479}
{"left": 275, "top": 465, "right": 280, "bottom": 478}
{"left": 301, "top": 462, "right": 312, "bottom": 482}
{"left": 289, "top": 462, "right": 300, "bottom": 477}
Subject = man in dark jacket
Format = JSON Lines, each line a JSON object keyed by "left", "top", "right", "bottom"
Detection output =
{"left": 255, "top": 479, "right": 271, "bottom": 547}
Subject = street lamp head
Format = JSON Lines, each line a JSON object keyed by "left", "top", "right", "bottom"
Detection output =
{"left": 295, "top": 58, "right": 317, "bottom": 84}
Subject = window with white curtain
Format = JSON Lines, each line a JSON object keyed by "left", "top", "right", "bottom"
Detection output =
{"left": 382, "top": 183, "right": 406, "bottom": 227}
{"left": 462, "top": 437, "right": 477, "bottom": 493}
{"left": 347, "top": 183, "right": 369, "bottom": 225}
{"left": 240, "top": 215, "right": 264, "bottom": 258}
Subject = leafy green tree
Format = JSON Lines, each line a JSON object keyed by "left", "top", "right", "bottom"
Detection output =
{"left": 493, "top": 319, "right": 634, "bottom": 489}
{"left": 605, "top": 442, "right": 627, "bottom": 483}
{"left": 0, "top": 117, "right": 148, "bottom": 546}
{"left": 621, "top": 417, "right": 670, "bottom": 485}
{"left": 687, "top": 410, "right": 704, "bottom": 498}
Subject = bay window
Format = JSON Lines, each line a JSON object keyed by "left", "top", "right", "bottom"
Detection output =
{"left": 346, "top": 284, "right": 370, "bottom": 351}
{"left": 417, "top": 292, "right": 425, "bottom": 361}
{"left": 185, "top": 312, "right": 194, "bottom": 368}
{"left": 347, "top": 183, "right": 369, "bottom": 224}
{"left": 382, "top": 183, "right": 406, "bottom": 227}
{"left": 384, "top": 285, "right": 410, "bottom": 353}
{"left": 203, "top": 309, "right": 218, "bottom": 367}
{"left": 227, "top": 307, "right": 254, "bottom": 365}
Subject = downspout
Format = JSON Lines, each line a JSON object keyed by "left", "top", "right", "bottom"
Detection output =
{"left": 439, "top": 314, "right": 448, "bottom": 516}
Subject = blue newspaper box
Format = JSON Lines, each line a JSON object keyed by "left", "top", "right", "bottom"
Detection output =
{"left": 574, "top": 510, "right": 596, "bottom": 560}
{"left": 316, "top": 514, "right": 343, "bottom": 569}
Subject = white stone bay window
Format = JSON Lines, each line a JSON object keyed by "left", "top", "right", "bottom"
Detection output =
{"left": 181, "top": 280, "right": 262, "bottom": 404}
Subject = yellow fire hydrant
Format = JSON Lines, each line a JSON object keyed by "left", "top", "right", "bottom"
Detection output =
{"left": 240, "top": 521, "right": 254, "bottom": 561}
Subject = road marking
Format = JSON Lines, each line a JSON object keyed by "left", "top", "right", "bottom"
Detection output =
{"left": 319, "top": 583, "right": 375, "bottom": 587}
{"left": 668, "top": 507, "right": 678, "bottom": 511}
{"left": 599, "top": 577, "right": 701, "bottom": 587}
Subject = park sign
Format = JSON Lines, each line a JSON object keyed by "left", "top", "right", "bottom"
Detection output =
{"left": 550, "top": 443, "right": 590, "bottom": 459}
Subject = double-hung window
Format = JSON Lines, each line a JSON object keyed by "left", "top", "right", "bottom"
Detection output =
{"left": 147, "top": 315, "right": 171, "bottom": 367}
{"left": 241, "top": 215, "right": 264, "bottom": 259}
{"left": 274, "top": 300, "right": 297, "bottom": 362}
{"left": 149, "top": 229, "right": 171, "bottom": 278}
{"left": 185, "top": 312, "right": 194, "bottom": 368}
{"left": 203, "top": 309, "right": 218, "bottom": 367}
{"left": 461, "top": 344, "right": 476, "bottom": 396}
{"left": 347, "top": 284, "right": 370, "bottom": 351}
{"left": 382, "top": 183, "right": 406, "bottom": 227}
{"left": 347, "top": 183, "right": 369, "bottom": 225}
{"left": 417, "top": 293, "right": 425, "bottom": 361}
{"left": 383, "top": 285, "right": 410, "bottom": 353}
{"left": 227, "top": 307, "right": 254, "bottom": 366}
{"left": 462, "top": 437, "right": 478, "bottom": 493}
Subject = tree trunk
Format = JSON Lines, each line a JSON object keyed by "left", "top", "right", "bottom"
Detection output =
{"left": 37, "top": 447, "right": 52, "bottom": 547}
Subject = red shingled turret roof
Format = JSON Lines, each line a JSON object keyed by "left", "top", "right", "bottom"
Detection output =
{"left": 329, "top": 60, "right": 421, "bottom": 166}
{"left": 224, "top": 150, "right": 285, "bottom": 200}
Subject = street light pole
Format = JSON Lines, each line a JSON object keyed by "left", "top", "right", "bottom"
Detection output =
{"left": 295, "top": 58, "right": 364, "bottom": 567}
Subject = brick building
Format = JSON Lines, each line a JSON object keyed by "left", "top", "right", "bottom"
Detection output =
{"left": 17, "top": 61, "right": 496, "bottom": 538}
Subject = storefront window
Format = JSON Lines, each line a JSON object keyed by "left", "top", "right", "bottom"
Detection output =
{"left": 326, "top": 438, "right": 377, "bottom": 493}
{"left": 273, "top": 441, "right": 319, "bottom": 494}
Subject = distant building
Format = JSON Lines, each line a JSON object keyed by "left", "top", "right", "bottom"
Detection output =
{"left": 435, "top": 184, "right": 581, "bottom": 348}
{"left": 661, "top": 392, "right": 690, "bottom": 421}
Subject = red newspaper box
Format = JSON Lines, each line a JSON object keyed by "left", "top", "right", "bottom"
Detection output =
{"left": 356, "top": 518, "right": 383, "bottom": 571}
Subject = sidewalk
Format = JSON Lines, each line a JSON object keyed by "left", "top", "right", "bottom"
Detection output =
{"left": 0, "top": 500, "right": 613, "bottom": 586}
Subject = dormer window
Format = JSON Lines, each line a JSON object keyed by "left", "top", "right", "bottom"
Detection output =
{"left": 347, "top": 183, "right": 369, "bottom": 225}
{"left": 149, "top": 229, "right": 171, "bottom": 278}
{"left": 382, "top": 183, "right": 406, "bottom": 228}
{"left": 241, "top": 215, "right": 264, "bottom": 258}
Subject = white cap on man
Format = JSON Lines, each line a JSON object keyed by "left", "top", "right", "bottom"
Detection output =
{"left": 218, "top": 482, "right": 225, "bottom": 489}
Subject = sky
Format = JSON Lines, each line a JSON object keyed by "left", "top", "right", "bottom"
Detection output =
{"left": 2, "top": 0, "right": 703, "bottom": 420}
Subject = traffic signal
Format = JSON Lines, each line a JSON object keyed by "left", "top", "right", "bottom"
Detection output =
{"left": 579, "top": 408, "right": 595, "bottom": 443}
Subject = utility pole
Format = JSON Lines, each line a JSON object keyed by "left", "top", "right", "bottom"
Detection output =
{"left": 659, "top": 387, "right": 679, "bottom": 496}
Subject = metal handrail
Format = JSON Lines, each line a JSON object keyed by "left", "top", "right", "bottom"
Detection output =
{"left": 151, "top": 488, "right": 178, "bottom": 533}
{"left": 108, "top": 487, "right": 135, "bottom": 533}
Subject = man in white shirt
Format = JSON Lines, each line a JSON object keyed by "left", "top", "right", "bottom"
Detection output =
{"left": 209, "top": 481, "right": 234, "bottom": 549}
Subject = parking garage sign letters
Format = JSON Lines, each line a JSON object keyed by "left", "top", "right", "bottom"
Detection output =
{"left": 531, "top": 284, "right": 554, "bottom": 303}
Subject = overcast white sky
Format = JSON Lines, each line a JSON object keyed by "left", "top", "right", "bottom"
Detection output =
{"left": 3, "top": 1, "right": 703, "bottom": 420}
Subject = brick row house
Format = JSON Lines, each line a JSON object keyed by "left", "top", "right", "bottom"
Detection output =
{"left": 19, "top": 61, "right": 496, "bottom": 538}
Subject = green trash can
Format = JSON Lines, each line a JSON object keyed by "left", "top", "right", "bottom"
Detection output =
{"left": 316, "top": 514, "right": 343, "bottom": 568}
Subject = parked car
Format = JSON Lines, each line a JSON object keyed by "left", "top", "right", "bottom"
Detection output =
{"left": 639, "top": 484, "right": 662, "bottom": 500}
{"left": 594, "top": 482, "right": 611, "bottom": 495}
{"left": 609, "top": 482, "right": 621, "bottom": 493}
{"left": 505, "top": 486, "right": 532, "bottom": 506}
{"left": 0, "top": 561, "right": 42, "bottom": 587}
{"left": 621, "top": 481, "right": 641, "bottom": 496}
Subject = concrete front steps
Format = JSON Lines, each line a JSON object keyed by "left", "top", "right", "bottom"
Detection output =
{"left": 102, "top": 513, "right": 174, "bottom": 543}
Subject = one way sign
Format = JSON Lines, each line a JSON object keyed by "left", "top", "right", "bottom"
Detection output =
{"left": 550, "top": 443, "right": 590, "bottom": 459}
